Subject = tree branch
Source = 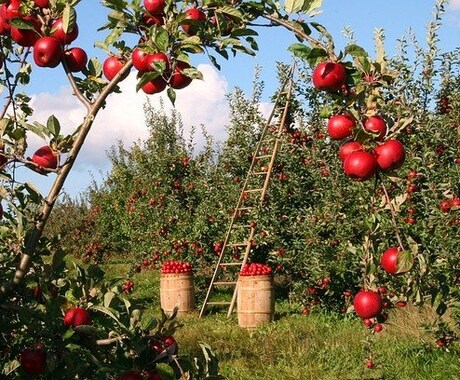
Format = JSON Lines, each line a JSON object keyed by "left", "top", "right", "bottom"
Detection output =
{"left": 0, "top": 59, "right": 134, "bottom": 299}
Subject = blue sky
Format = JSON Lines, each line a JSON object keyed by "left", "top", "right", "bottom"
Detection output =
{"left": 22, "top": 0, "right": 460, "bottom": 198}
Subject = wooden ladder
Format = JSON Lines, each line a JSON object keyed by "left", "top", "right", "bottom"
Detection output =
{"left": 199, "top": 66, "right": 295, "bottom": 318}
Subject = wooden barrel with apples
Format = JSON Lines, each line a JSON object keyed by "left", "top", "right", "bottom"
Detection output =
{"left": 160, "top": 273, "right": 195, "bottom": 316}
{"left": 237, "top": 274, "right": 275, "bottom": 329}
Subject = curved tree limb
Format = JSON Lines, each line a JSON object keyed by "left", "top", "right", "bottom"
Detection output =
{"left": 0, "top": 59, "right": 134, "bottom": 299}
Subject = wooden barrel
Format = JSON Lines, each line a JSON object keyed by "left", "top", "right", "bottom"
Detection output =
{"left": 160, "top": 273, "right": 195, "bottom": 316}
{"left": 237, "top": 274, "right": 274, "bottom": 329}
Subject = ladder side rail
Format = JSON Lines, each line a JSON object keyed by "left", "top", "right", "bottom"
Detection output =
{"left": 258, "top": 80, "right": 294, "bottom": 204}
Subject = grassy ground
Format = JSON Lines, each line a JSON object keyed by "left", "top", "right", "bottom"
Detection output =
{"left": 101, "top": 262, "right": 460, "bottom": 380}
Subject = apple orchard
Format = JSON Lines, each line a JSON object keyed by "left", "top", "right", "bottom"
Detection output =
{"left": 0, "top": 0, "right": 459, "bottom": 379}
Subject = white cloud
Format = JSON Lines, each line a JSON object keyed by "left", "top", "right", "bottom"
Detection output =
{"left": 25, "top": 64, "right": 231, "bottom": 195}
{"left": 31, "top": 64, "right": 229, "bottom": 168}
{"left": 448, "top": 0, "right": 460, "bottom": 10}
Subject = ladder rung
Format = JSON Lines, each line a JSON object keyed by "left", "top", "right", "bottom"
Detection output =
{"left": 252, "top": 171, "right": 269, "bottom": 176}
{"left": 244, "top": 188, "right": 263, "bottom": 193}
{"left": 255, "top": 154, "right": 272, "bottom": 159}
{"left": 237, "top": 207, "right": 253, "bottom": 211}
{"left": 229, "top": 243, "right": 248, "bottom": 247}
{"left": 206, "top": 301, "right": 232, "bottom": 306}
{"left": 213, "top": 281, "right": 237, "bottom": 286}
{"left": 220, "top": 262, "right": 243, "bottom": 266}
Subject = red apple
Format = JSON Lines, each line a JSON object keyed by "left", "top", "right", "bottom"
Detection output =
{"left": 169, "top": 61, "right": 192, "bottom": 89}
{"left": 312, "top": 61, "right": 346, "bottom": 91}
{"left": 147, "top": 52, "right": 170, "bottom": 72}
{"left": 439, "top": 200, "right": 451, "bottom": 213}
{"left": 353, "top": 290, "right": 383, "bottom": 319}
{"left": 373, "top": 139, "right": 405, "bottom": 171}
{"left": 143, "top": 13, "right": 165, "bottom": 26}
{"left": 63, "top": 307, "right": 92, "bottom": 328}
{"left": 117, "top": 371, "right": 143, "bottom": 380}
{"left": 142, "top": 76, "right": 167, "bottom": 94}
{"left": 181, "top": 8, "right": 206, "bottom": 35}
{"left": 20, "top": 346, "right": 47, "bottom": 376}
{"left": 339, "top": 140, "right": 363, "bottom": 162}
{"left": 343, "top": 150, "right": 377, "bottom": 181}
{"left": 34, "top": 0, "right": 50, "bottom": 8}
{"left": 33, "top": 36, "right": 63, "bottom": 68}
{"left": 64, "top": 47, "right": 87, "bottom": 72}
{"left": 10, "top": 17, "right": 41, "bottom": 47}
{"left": 380, "top": 246, "right": 409, "bottom": 275}
{"left": 32, "top": 146, "right": 58, "bottom": 170}
{"left": 132, "top": 47, "right": 151, "bottom": 72}
{"left": 103, "top": 56, "right": 126, "bottom": 81}
{"left": 364, "top": 115, "right": 387, "bottom": 140}
{"left": 51, "top": 18, "right": 79, "bottom": 44}
{"left": 451, "top": 197, "right": 460, "bottom": 210}
{"left": 145, "top": 370, "right": 163, "bottom": 380}
{"left": 3, "top": 0, "right": 22, "bottom": 20}
{"left": 327, "top": 114, "right": 356, "bottom": 140}
{"left": 144, "top": 0, "right": 165, "bottom": 15}
{"left": 0, "top": 10, "right": 11, "bottom": 36}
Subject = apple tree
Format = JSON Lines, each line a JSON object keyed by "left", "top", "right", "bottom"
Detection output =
{"left": 0, "top": 0, "right": 393, "bottom": 377}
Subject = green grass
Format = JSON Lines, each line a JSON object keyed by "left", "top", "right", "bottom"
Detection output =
{"left": 100, "top": 262, "right": 460, "bottom": 380}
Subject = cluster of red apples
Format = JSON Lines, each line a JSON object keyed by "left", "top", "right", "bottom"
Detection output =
{"left": 19, "top": 307, "right": 91, "bottom": 376}
{"left": 103, "top": 0, "right": 213, "bottom": 94}
{"left": 312, "top": 62, "right": 406, "bottom": 181}
{"left": 0, "top": 0, "right": 88, "bottom": 72}
{"left": 239, "top": 262, "right": 273, "bottom": 276}
{"left": 160, "top": 260, "right": 193, "bottom": 274}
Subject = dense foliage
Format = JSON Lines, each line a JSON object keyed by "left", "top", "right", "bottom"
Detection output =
{"left": 0, "top": 0, "right": 458, "bottom": 377}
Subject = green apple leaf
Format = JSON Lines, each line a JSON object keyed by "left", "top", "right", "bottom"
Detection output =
{"left": 167, "top": 87, "right": 176, "bottom": 106}
{"left": 8, "top": 18, "right": 35, "bottom": 30}
{"left": 62, "top": 4, "right": 77, "bottom": 34}
{"left": 47, "top": 115, "right": 61, "bottom": 137}
{"left": 285, "top": 0, "right": 305, "bottom": 13}
{"left": 288, "top": 43, "right": 312, "bottom": 59}
{"left": 396, "top": 250, "right": 414, "bottom": 274}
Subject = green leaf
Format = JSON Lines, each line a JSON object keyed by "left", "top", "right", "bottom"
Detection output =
{"left": 396, "top": 250, "right": 414, "bottom": 274}
{"left": 8, "top": 18, "right": 35, "bottom": 30}
{"left": 62, "top": 5, "right": 77, "bottom": 34}
{"left": 104, "top": 291, "right": 115, "bottom": 308}
{"left": 306, "top": 47, "right": 328, "bottom": 66}
{"left": 23, "top": 182, "right": 43, "bottom": 203}
{"left": 140, "top": 315, "right": 157, "bottom": 331}
{"left": 182, "top": 68, "right": 203, "bottom": 80}
{"left": 87, "top": 57, "right": 103, "bottom": 77}
{"left": 3, "top": 359, "right": 20, "bottom": 376}
{"left": 153, "top": 27, "right": 170, "bottom": 52}
{"left": 62, "top": 329, "right": 75, "bottom": 340}
{"left": 285, "top": 0, "right": 305, "bottom": 13}
{"left": 167, "top": 87, "right": 176, "bottom": 106}
{"left": 230, "top": 28, "right": 258, "bottom": 37}
{"left": 288, "top": 43, "right": 312, "bottom": 59}
{"left": 304, "top": 0, "right": 323, "bottom": 16}
{"left": 135, "top": 72, "right": 160, "bottom": 92}
{"left": 344, "top": 44, "right": 368, "bottom": 58}
{"left": 26, "top": 122, "right": 47, "bottom": 139}
{"left": 91, "top": 305, "right": 125, "bottom": 328}
{"left": 52, "top": 247, "right": 67, "bottom": 273}
{"left": 0, "top": 118, "right": 12, "bottom": 136}
{"left": 218, "top": 5, "right": 243, "bottom": 19}
{"left": 47, "top": 115, "right": 61, "bottom": 137}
